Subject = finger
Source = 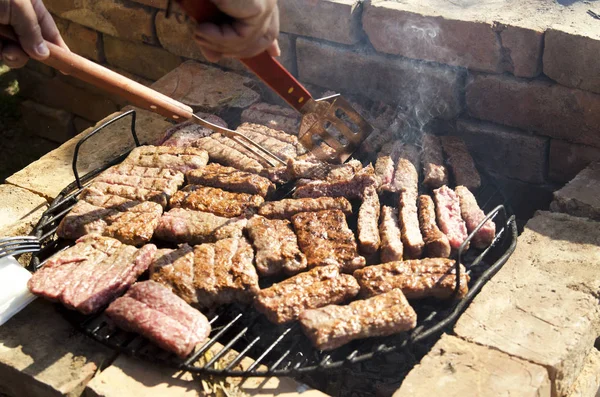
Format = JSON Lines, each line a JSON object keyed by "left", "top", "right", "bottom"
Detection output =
{"left": 267, "top": 39, "right": 280, "bottom": 58}
{"left": 200, "top": 48, "right": 222, "bottom": 63}
{"left": 10, "top": 0, "right": 48, "bottom": 59}
{"left": 32, "top": 0, "right": 69, "bottom": 50}
{"left": 2, "top": 42, "right": 29, "bottom": 68}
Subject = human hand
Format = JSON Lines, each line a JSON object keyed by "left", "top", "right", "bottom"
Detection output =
{"left": 0, "top": 0, "right": 68, "bottom": 68}
{"left": 193, "top": 0, "right": 280, "bottom": 62}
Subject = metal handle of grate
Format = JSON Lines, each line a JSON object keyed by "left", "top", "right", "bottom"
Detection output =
{"left": 29, "top": 110, "right": 518, "bottom": 377}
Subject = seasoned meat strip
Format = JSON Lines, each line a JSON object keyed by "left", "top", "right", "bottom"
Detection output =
{"left": 379, "top": 206, "right": 403, "bottom": 263}
{"left": 241, "top": 103, "right": 301, "bottom": 136}
{"left": 418, "top": 195, "right": 451, "bottom": 258}
{"left": 293, "top": 165, "right": 377, "bottom": 199}
{"left": 186, "top": 163, "right": 275, "bottom": 198}
{"left": 124, "top": 145, "right": 209, "bottom": 173}
{"left": 390, "top": 144, "right": 420, "bottom": 196}
{"left": 456, "top": 186, "right": 496, "bottom": 248}
{"left": 194, "top": 136, "right": 264, "bottom": 174}
{"left": 299, "top": 289, "right": 417, "bottom": 350}
{"left": 210, "top": 134, "right": 271, "bottom": 168}
{"left": 170, "top": 185, "right": 264, "bottom": 218}
{"left": 57, "top": 200, "right": 114, "bottom": 239}
{"left": 286, "top": 158, "right": 331, "bottom": 180}
{"left": 398, "top": 192, "right": 424, "bottom": 259}
{"left": 236, "top": 123, "right": 298, "bottom": 160}
{"left": 192, "top": 238, "right": 260, "bottom": 309}
{"left": 106, "top": 164, "right": 185, "bottom": 180}
{"left": 246, "top": 216, "right": 307, "bottom": 276}
{"left": 440, "top": 136, "right": 481, "bottom": 191}
{"left": 357, "top": 186, "right": 381, "bottom": 255}
{"left": 160, "top": 113, "right": 227, "bottom": 146}
{"left": 292, "top": 210, "right": 366, "bottom": 273}
{"left": 106, "top": 280, "right": 211, "bottom": 358}
{"left": 93, "top": 173, "right": 184, "bottom": 195}
{"left": 327, "top": 160, "right": 364, "bottom": 182}
{"left": 80, "top": 182, "right": 169, "bottom": 208}
{"left": 104, "top": 210, "right": 162, "bottom": 246}
{"left": 433, "top": 186, "right": 469, "bottom": 251}
{"left": 258, "top": 197, "right": 352, "bottom": 219}
{"left": 150, "top": 246, "right": 196, "bottom": 304}
{"left": 374, "top": 155, "right": 394, "bottom": 189}
{"left": 422, "top": 134, "right": 448, "bottom": 189}
{"left": 155, "top": 208, "right": 247, "bottom": 245}
{"left": 254, "top": 265, "right": 360, "bottom": 324}
{"left": 353, "top": 258, "right": 469, "bottom": 300}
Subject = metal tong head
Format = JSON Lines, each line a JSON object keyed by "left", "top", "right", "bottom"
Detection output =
{"left": 298, "top": 94, "right": 373, "bottom": 164}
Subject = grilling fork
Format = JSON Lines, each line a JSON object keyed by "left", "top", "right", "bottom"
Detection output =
{"left": 170, "top": 0, "right": 374, "bottom": 164}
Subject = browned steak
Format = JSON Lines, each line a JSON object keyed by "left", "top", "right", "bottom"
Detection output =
{"left": 293, "top": 165, "right": 377, "bottom": 199}
{"left": 57, "top": 200, "right": 115, "bottom": 239}
{"left": 192, "top": 238, "right": 259, "bottom": 309}
{"left": 357, "top": 186, "right": 381, "bottom": 255}
{"left": 106, "top": 280, "right": 211, "bottom": 358}
{"left": 353, "top": 258, "right": 469, "bottom": 300}
{"left": 390, "top": 144, "right": 419, "bottom": 196}
{"left": 456, "top": 186, "right": 496, "bottom": 248}
{"left": 210, "top": 134, "right": 272, "bottom": 168}
{"left": 124, "top": 145, "right": 209, "bottom": 173}
{"left": 186, "top": 163, "right": 275, "bottom": 198}
{"left": 155, "top": 208, "right": 247, "bottom": 245}
{"left": 422, "top": 134, "right": 448, "bottom": 189}
{"left": 28, "top": 235, "right": 157, "bottom": 314}
{"left": 379, "top": 206, "right": 403, "bottom": 263}
{"left": 236, "top": 123, "right": 299, "bottom": 160}
{"left": 258, "top": 197, "right": 352, "bottom": 219}
{"left": 398, "top": 192, "right": 424, "bottom": 259}
{"left": 240, "top": 103, "right": 300, "bottom": 136}
{"left": 150, "top": 246, "right": 196, "bottom": 304}
{"left": 246, "top": 216, "right": 307, "bottom": 276}
{"left": 292, "top": 210, "right": 366, "bottom": 273}
{"left": 440, "top": 136, "right": 481, "bottom": 191}
{"left": 418, "top": 195, "right": 451, "bottom": 258}
{"left": 254, "top": 265, "right": 360, "bottom": 324}
{"left": 193, "top": 136, "right": 264, "bottom": 174}
{"left": 170, "top": 185, "right": 264, "bottom": 218}
{"left": 299, "top": 289, "right": 417, "bottom": 350}
{"left": 160, "top": 113, "right": 227, "bottom": 146}
{"left": 104, "top": 210, "right": 162, "bottom": 246}
{"left": 433, "top": 186, "right": 469, "bottom": 251}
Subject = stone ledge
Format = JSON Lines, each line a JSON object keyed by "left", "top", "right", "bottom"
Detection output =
{"left": 551, "top": 161, "right": 600, "bottom": 221}
{"left": 393, "top": 334, "right": 551, "bottom": 397}
{"left": 0, "top": 184, "right": 47, "bottom": 233}
{"left": 566, "top": 348, "right": 600, "bottom": 397}
{"left": 548, "top": 140, "right": 600, "bottom": 184}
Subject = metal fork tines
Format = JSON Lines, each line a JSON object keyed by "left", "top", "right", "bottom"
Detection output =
{"left": 0, "top": 236, "right": 41, "bottom": 259}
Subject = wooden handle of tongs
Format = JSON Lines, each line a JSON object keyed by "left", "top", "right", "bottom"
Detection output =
{"left": 0, "top": 25, "right": 195, "bottom": 122}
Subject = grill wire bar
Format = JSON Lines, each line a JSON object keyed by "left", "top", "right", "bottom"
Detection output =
{"left": 28, "top": 110, "right": 518, "bottom": 377}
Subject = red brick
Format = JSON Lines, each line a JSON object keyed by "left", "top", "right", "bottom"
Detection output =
{"left": 549, "top": 140, "right": 600, "bottom": 183}
{"left": 54, "top": 17, "right": 103, "bottom": 61}
{"left": 363, "top": 1, "right": 543, "bottom": 77}
{"left": 45, "top": 0, "right": 157, "bottom": 44}
{"left": 456, "top": 118, "right": 548, "bottom": 183}
{"left": 296, "top": 38, "right": 462, "bottom": 119}
{"left": 466, "top": 73, "right": 600, "bottom": 148}
{"left": 104, "top": 35, "right": 182, "bottom": 81}
{"left": 20, "top": 100, "right": 75, "bottom": 143}
{"left": 17, "top": 69, "right": 119, "bottom": 121}
{"left": 544, "top": 27, "right": 600, "bottom": 95}
{"left": 280, "top": 0, "right": 362, "bottom": 45}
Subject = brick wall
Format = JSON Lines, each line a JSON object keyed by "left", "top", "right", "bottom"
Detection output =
{"left": 18, "top": 0, "right": 600, "bottom": 214}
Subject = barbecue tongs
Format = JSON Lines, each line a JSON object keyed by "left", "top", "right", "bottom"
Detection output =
{"left": 0, "top": 1, "right": 372, "bottom": 165}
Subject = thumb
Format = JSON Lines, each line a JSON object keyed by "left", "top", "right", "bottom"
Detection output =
{"left": 10, "top": 0, "right": 49, "bottom": 59}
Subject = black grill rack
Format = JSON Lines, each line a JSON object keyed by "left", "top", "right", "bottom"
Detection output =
{"left": 29, "top": 110, "right": 518, "bottom": 377}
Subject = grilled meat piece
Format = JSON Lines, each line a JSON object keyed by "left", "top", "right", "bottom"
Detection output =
{"left": 374, "top": 155, "right": 395, "bottom": 189}
{"left": 390, "top": 144, "right": 420, "bottom": 196}
{"left": 258, "top": 197, "right": 352, "bottom": 219}
{"left": 170, "top": 185, "right": 264, "bottom": 218}
{"left": 236, "top": 123, "right": 299, "bottom": 160}
{"left": 104, "top": 210, "right": 162, "bottom": 246}
{"left": 186, "top": 163, "right": 275, "bottom": 198}
{"left": 260, "top": 165, "right": 293, "bottom": 184}
{"left": 287, "top": 158, "right": 331, "bottom": 180}
{"left": 433, "top": 186, "right": 469, "bottom": 251}
{"left": 246, "top": 216, "right": 307, "bottom": 276}
{"left": 57, "top": 200, "right": 115, "bottom": 239}
{"left": 422, "top": 134, "right": 448, "bottom": 189}
{"left": 93, "top": 173, "right": 183, "bottom": 195}
{"left": 106, "top": 280, "right": 211, "bottom": 358}
{"left": 125, "top": 145, "right": 209, "bottom": 173}
{"left": 106, "top": 164, "right": 186, "bottom": 180}
{"left": 240, "top": 103, "right": 301, "bottom": 136}
{"left": 379, "top": 206, "right": 403, "bottom": 263}
{"left": 194, "top": 136, "right": 264, "bottom": 174}
{"left": 357, "top": 186, "right": 381, "bottom": 255}
{"left": 353, "top": 258, "right": 469, "bottom": 299}
{"left": 398, "top": 192, "right": 424, "bottom": 259}
{"left": 299, "top": 289, "right": 417, "bottom": 350}
{"left": 192, "top": 238, "right": 259, "bottom": 309}
{"left": 150, "top": 246, "right": 196, "bottom": 304}
{"left": 160, "top": 114, "right": 227, "bottom": 146}
{"left": 210, "top": 134, "right": 271, "bottom": 168}
{"left": 155, "top": 208, "right": 247, "bottom": 245}
{"left": 80, "top": 183, "right": 169, "bottom": 208}
{"left": 327, "top": 160, "right": 364, "bottom": 182}
{"left": 293, "top": 165, "right": 377, "bottom": 199}
{"left": 292, "top": 210, "right": 366, "bottom": 273}
{"left": 28, "top": 235, "right": 157, "bottom": 314}
{"left": 418, "top": 195, "right": 451, "bottom": 258}
{"left": 440, "top": 136, "right": 481, "bottom": 191}
{"left": 254, "top": 265, "right": 360, "bottom": 324}
{"left": 456, "top": 186, "right": 495, "bottom": 248}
